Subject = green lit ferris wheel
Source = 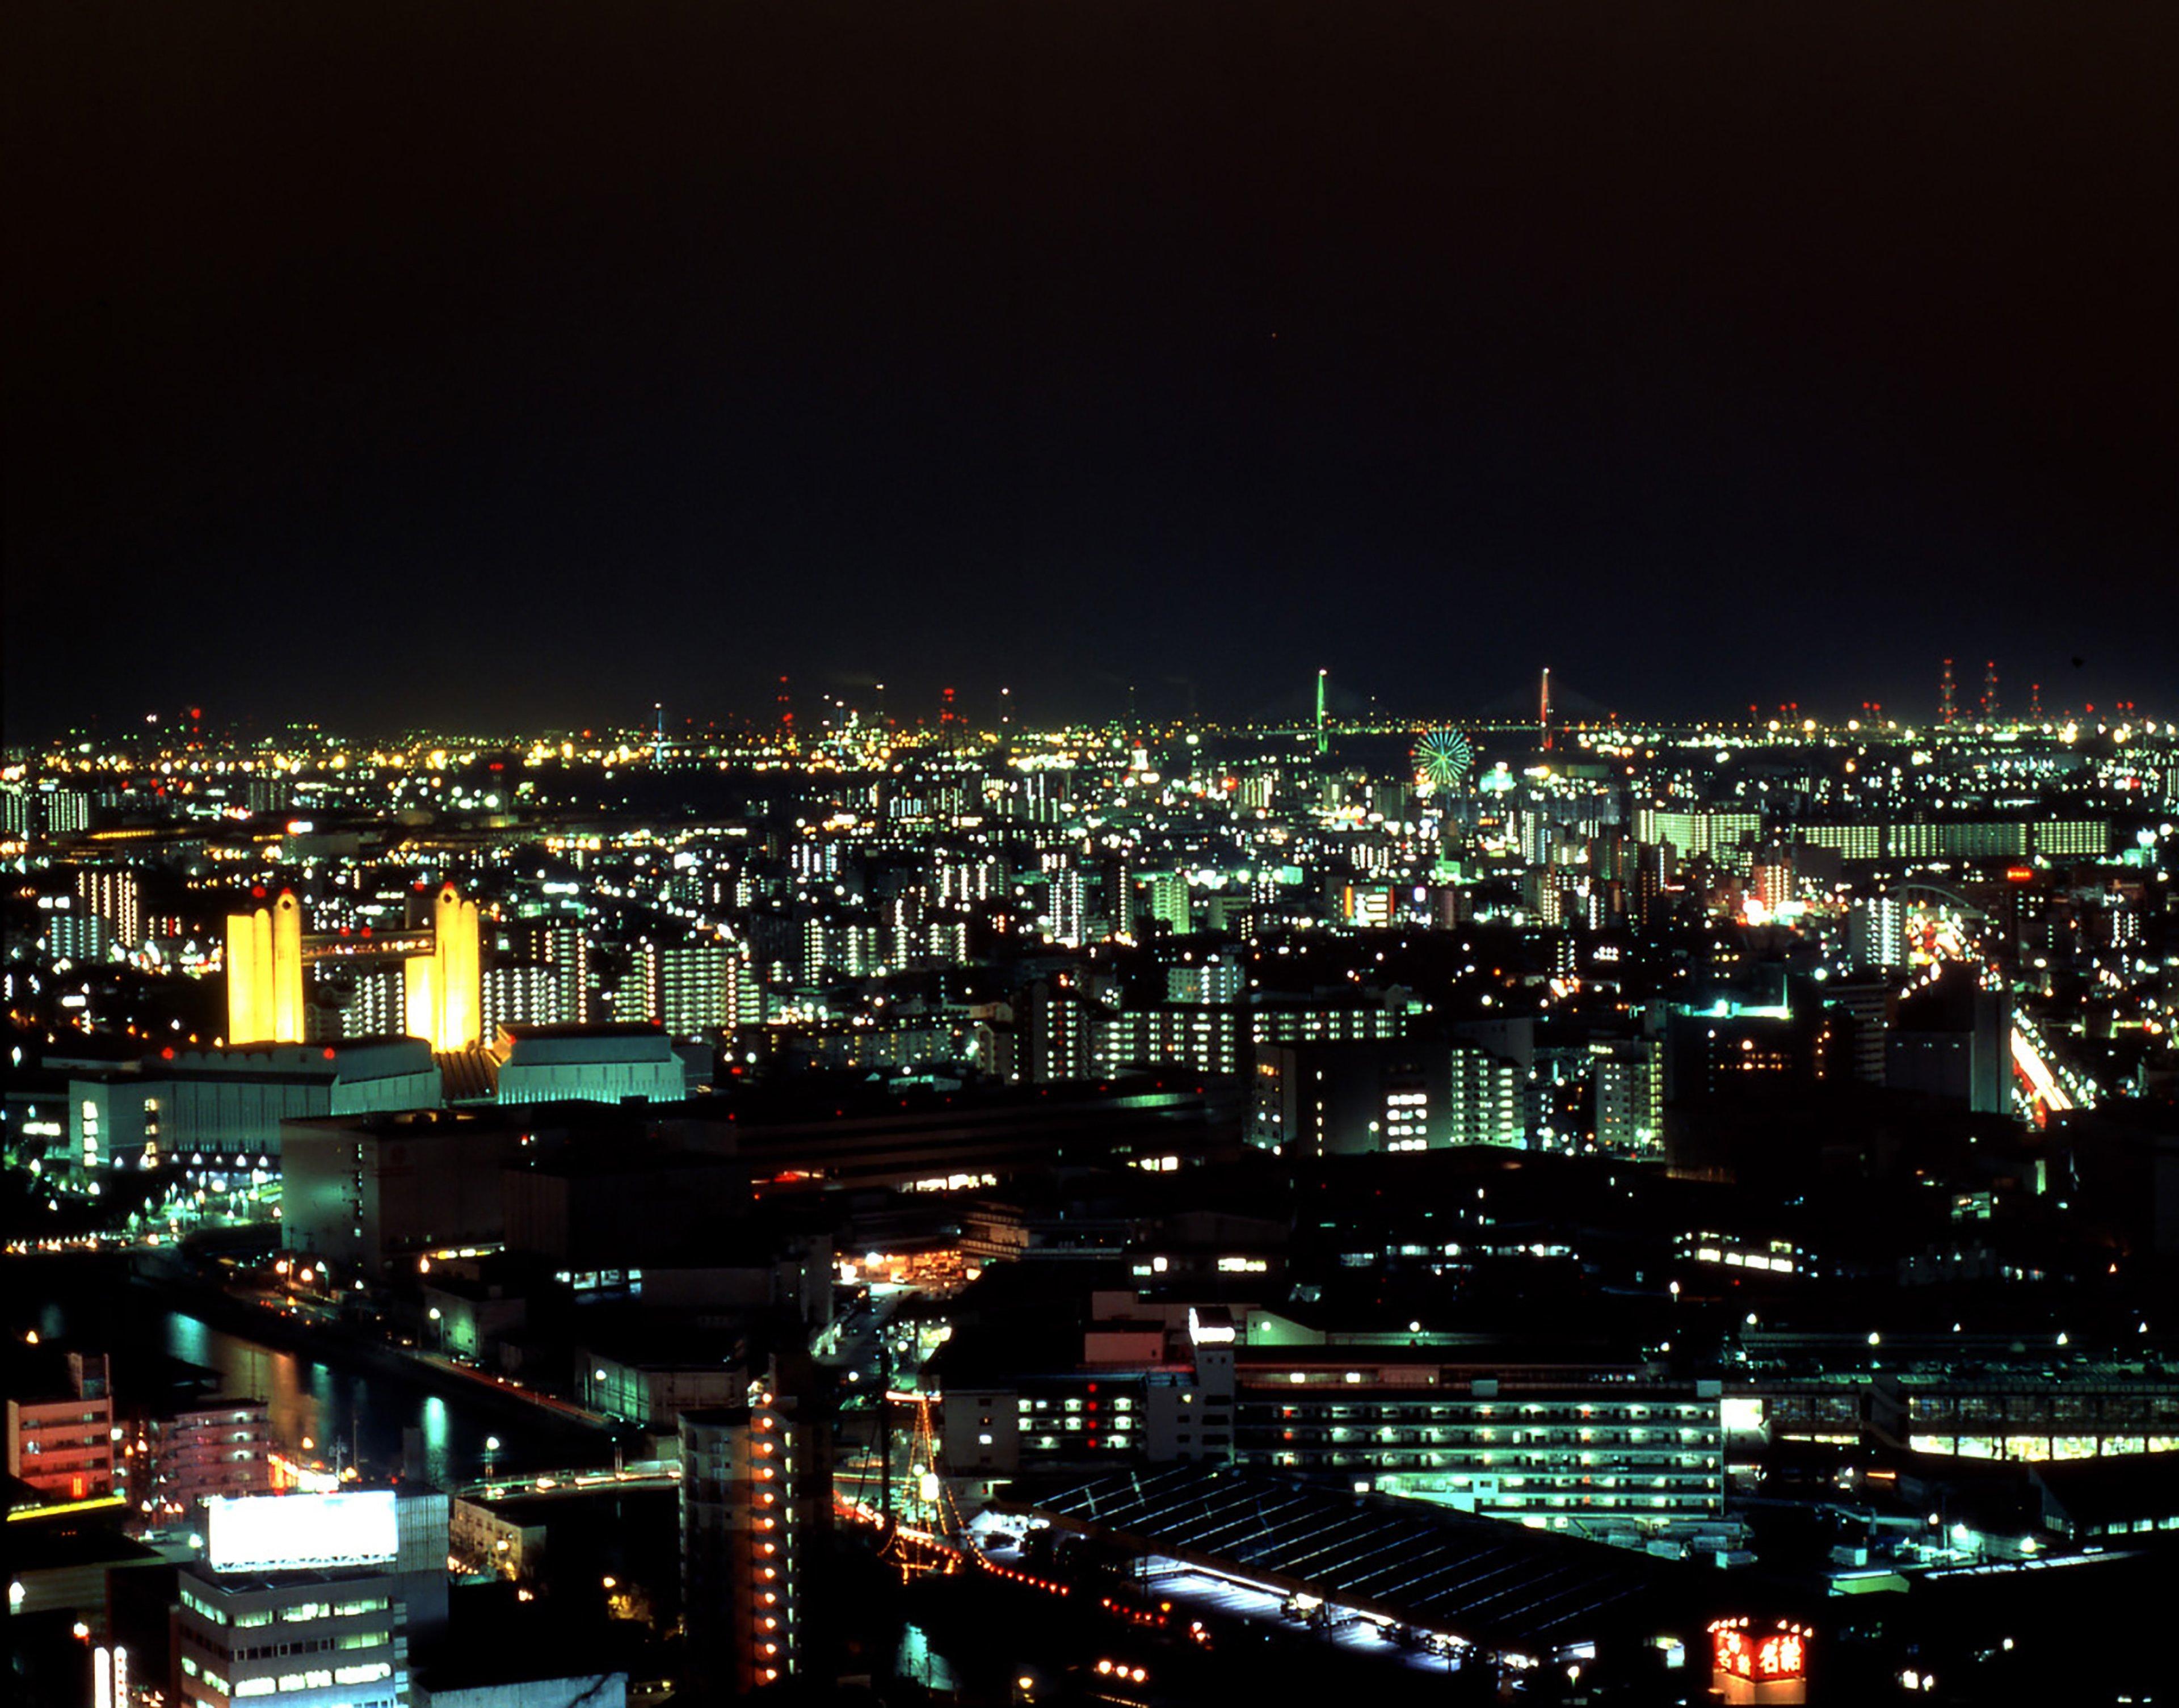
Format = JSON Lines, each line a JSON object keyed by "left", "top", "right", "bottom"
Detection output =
{"left": 1414, "top": 727, "right": 1474, "bottom": 792}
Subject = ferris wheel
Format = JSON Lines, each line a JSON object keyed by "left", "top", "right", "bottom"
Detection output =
{"left": 1414, "top": 727, "right": 1474, "bottom": 792}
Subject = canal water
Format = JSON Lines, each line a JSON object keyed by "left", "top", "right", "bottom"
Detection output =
{"left": 15, "top": 1256, "right": 613, "bottom": 1490}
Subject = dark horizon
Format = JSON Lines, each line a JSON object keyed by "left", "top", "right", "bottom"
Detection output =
{"left": 9, "top": 3, "right": 2177, "bottom": 741}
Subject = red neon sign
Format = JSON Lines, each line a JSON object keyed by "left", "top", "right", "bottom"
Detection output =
{"left": 1713, "top": 1626, "right": 1806, "bottom": 1681}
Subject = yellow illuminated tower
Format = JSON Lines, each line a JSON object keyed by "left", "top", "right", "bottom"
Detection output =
{"left": 402, "top": 882, "right": 482, "bottom": 1050}
{"left": 402, "top": 952, "right": 438, "bottom": 1044}
{"left": 272, "top": 891, "right": 303, "bottom": 1042}
{"left": 224, "top": 890, "right": 306, "bottom": 1044}
{"left": 438, "top": 882, "right": 481, "bottom": 1049}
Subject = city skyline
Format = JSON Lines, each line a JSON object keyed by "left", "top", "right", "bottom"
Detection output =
{"left": 9, "top": 633, "right": 2174, "bottom": 1705}
{"left": 8, "top": 6, "right": 2177, "bottom": 1700}
{"left": 9, "top": 655, "right": 2165, "bottom": 751}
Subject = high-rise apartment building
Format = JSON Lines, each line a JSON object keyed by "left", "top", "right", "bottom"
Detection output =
{"left": 548, "top": 925, "right": 593, "bottom": 1025}
{"left": 75, "top": 867, "right": 142, "bottom": 950}
{"left": 150, "top": 1399, "right": 275, "bottom": 1521}
{"left": 680, "top": 1385, "right": 828, "bottom": 1696}
{"left": 1591, "top": 1040, "right": 1663, "bottom": 1156}
{"left": 1847, "top": 897, "right": 1906, "bottom": 972}
{"left": 1445, "top": 1043, "right": 1524, "bottom": 1147}
{"left": 480, "top": 964, "right": 564, "bottom": 1037}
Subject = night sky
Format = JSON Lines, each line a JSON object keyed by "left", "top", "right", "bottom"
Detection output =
{"left": 9, "top": 3, "right": 2176, "bottom": 739}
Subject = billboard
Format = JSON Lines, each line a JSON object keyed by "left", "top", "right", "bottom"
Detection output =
{"left": 205, "top": 1490, "right": 399, "bottom": 1575}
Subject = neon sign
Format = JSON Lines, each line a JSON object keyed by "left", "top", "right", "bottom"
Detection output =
{"left": 1711, "top": 1621, "right": 1808, "bottom": 1682}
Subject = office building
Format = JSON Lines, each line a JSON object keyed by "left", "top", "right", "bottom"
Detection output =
{"left": 175, "top": 1487, "right": 449, "bottom": 1708}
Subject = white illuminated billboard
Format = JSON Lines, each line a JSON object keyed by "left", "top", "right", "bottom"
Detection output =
{"left": 205, "top": 1490, "right": 399, "bottom": 1575}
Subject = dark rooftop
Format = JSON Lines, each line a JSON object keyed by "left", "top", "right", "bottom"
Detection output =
{"left": 1009, "top": 1463, "right": 1749, "bottom": 1656}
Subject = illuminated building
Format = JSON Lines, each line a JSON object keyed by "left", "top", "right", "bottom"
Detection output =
{"left": 1445, "top": 1042, "right": 1523, "bottom": 1147}
{"left": 479, "top": 963, "right": 564, "bottom": 1036}
{"left": 225, "top": 890, "right": 306, "bottom": 1044}
{"left": 1021, "top": 978, "right": 1094, "bottom": 1081}
{"left": 67, "top": 1072, "right": 159, "bottom": 1174}
{"left": 310, "top": 966, "right": 409, "bottom": 1041}
{"left": 1138, "top": 871, "right": 1191, "bottom": 936}
{"left": 74, "top": 867, "right": 141, "bottom": 950}
{"left": 1749, "top": 849, "right": 1794, "bottom": 914}
{"left": 1592, "top": 1039, "right": 1663, "bottom": 1156}
{"left": 402, "top": 882, "right": 481, "bottom": 1050}
{"left": 1799, "top": 817, "right": 2110, "bottom": 863}
{"left": 1239, "top": 1360, "right": 1726, "bottom": 1530}
{"left": 1822, "top": 975, "right": 1895, "bottom": 1084}
{"left": 5, "top": 1352, "right": 116, "bottom": 1503}
{"left": 547, "top": 924, "right": 594, "bottom": 1025}
{"left": 1634, "top": 809, "right": 1761, "bottom": 869}
{"left": 1164, "top": 956, "right": 1242, "bottom": 1004}
{"left": 1846, "top": 897, "right": 1905, "bottom": 971}
{"left": 680, "top": 1385, "right": 829, "bottom": 1696}
{"left": 616, "top": 937, "right": 743, "bottom": 1037}
{"left": 175, "top": 1487, "right": 449, "bottom": 1708}
{"left": 150, "top": 1400, "right": 274, "bottom": 1520}
{"left": 34, "top": 891, "right": 110, "bottom": 963}
{"left": 1250, "top": 1041, "right": 1453, "bottom": 1155}
{"left": 1710, "top": 1619, "right": 1809, "bottom": 1706}
{"left": 1096, "top": 1004, "right": 1244, "bottom": 1079}
{"left": 280, "top": 1108, "right": 531, "bottom": 1277}
{"left": 674, "top": 939, "right": 752, "bottom": 1033}
{"left": 1664, "top": 1003, "right": 1818, "bottom": 1102}
{"left": 155, "top": 1040, "right": 442, "bottom": 1166}
{"left": 488, "top": 1023, "right": 689, "bottom": 1105}
{"left": 11, "top": 783, "right": 93, "bottom": 840}
{"left": 941, "top": 1314, "right": 1725, "bottom": 1537}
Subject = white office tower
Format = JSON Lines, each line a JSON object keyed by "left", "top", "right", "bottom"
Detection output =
{"left": 176, "top": 1487, "right": 449, "bottom": 1708}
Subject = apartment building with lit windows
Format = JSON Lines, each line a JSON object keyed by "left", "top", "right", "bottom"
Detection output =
{"left": 680, "top": 1385, "right": 828, "bottom": 1695}
{"left": 5, "top": 1351, "right": 116, "bottom": 1503}
{"left": 1230, "top": 1347, "right": 1724, "bottom": 1530}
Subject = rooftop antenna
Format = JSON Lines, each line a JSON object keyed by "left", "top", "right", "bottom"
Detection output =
{"left": 1539, "top": 666, "right": 1553, "bottom": 752}
{"left": 1938, "top": 658, "right": 1957, "bottom": 726}
{"left": 1315, "top": 668, "right": 1328, "bottom": 756}
{"left": 1982, "top": 660, "right": 1999, "bottom": 721}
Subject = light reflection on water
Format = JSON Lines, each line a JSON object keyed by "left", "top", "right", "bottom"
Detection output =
{"left": 160, "top": 1311, "right": 541, "bottom": 1487}
{"left": 16, "top": 1263, "right": 608, "bottom": 1490}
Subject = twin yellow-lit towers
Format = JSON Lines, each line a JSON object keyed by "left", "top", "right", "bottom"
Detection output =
{"left": 224, "top": 882, "right": 481, "bottom": 1051}
{"left": 402, "top": 883, "right": 481, "bottom": 1053}
{"left": 224, "top": 890, "right": 305, "bottom": 1047}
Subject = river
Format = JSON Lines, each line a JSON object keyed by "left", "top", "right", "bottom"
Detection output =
{"left": 14, "top": 1253, "right": 617, "bottom": 1490}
